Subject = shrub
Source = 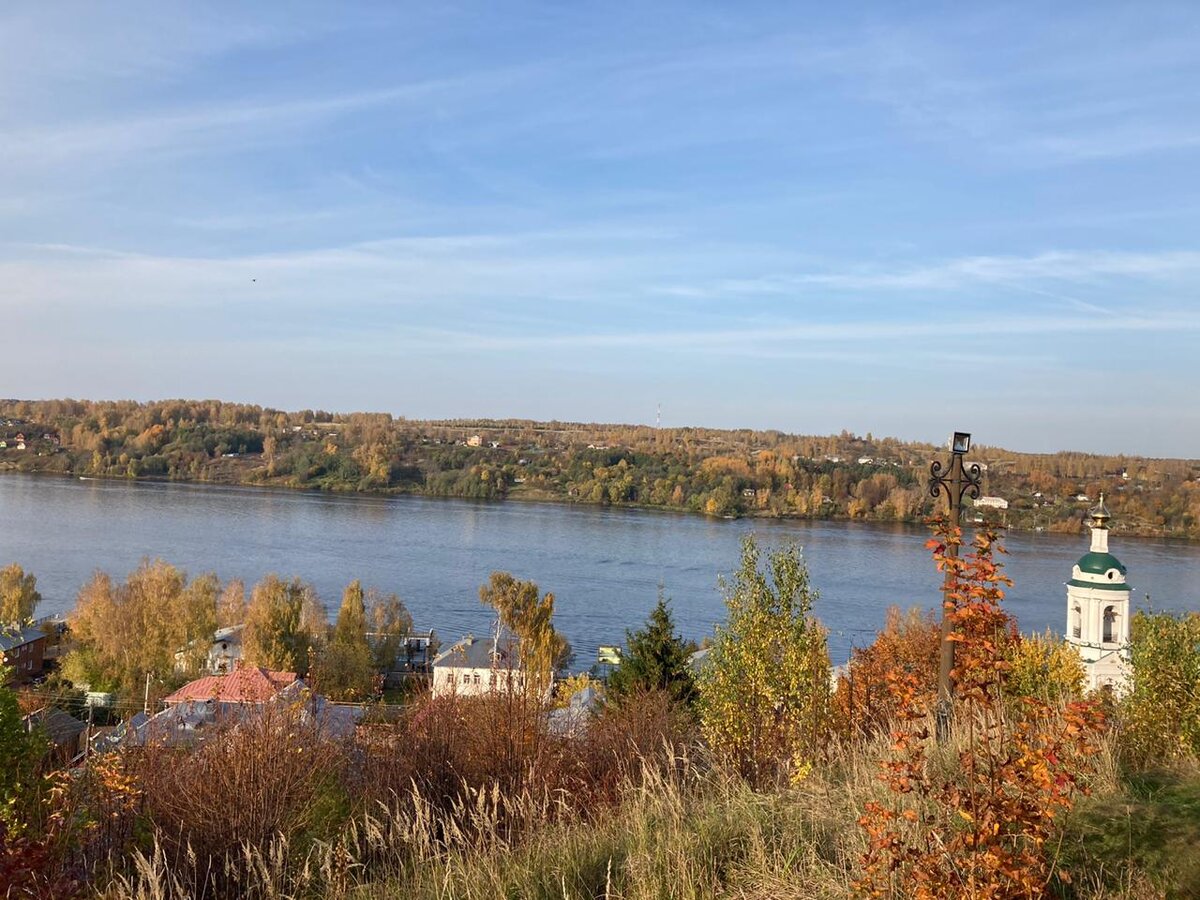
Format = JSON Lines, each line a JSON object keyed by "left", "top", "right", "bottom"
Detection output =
{"left": 1120, "top": 610, "right": 1200, "bottom": 766}
{"left": 1004, "top": 630, "right": 1085, "bottom": 703}
{"left": 132, "top": 701, "right": 350, "bottom": 892}
{"left": 697, "top": 536, "right": 830, "bottom": 786}
{"left": 833, "top": 606, "right": 940, "bottom": 738}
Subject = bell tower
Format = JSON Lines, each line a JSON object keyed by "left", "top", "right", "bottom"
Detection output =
{"left": 1065, "top": 495, "right": 1131, "bottom": 693}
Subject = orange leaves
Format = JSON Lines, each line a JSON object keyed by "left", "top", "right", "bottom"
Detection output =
{"left": 854, "top": 521, "right": 1108, "bottom": 899}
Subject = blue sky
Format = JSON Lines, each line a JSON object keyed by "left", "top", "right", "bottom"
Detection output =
{"left": 2, "top": 3, "right": 1199, "bottom": 456}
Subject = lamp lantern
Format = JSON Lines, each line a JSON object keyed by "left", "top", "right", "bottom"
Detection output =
{"left": 950, "top": 431, "right": 972, "bottom": 455}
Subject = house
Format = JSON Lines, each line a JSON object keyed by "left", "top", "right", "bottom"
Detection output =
{"left": 687, "top": 646, "right": 713, "bottom": 674}
{"left": 974, "top": 496, "right": 1009, "bottom": 510}
{"left": 173, "top": 624, "right": 246, "bottom": 675}
{"left": 548, "top": 682, "right": 601, "bottom": 736}
{"left": 206, "top": 624, "right": 244, "bottom": 674}
{"left": 164, "top": 665, "right": 301, "bottom": 709}
{"left": 0, "top": 626, "right": 48, "bottom": 682}
{"left": 24, "top": 708, "right": 87, "bottom": 764}
{"left": 431, "top": 632, "right": 534, "bottom": 697}
{"left": 467, "top": 435, "right": 483, "bottom": 447}
{"left": 122, "top": 665, "right": 309, "bottom": 747}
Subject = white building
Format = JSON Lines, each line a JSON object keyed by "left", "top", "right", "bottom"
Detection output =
{"left": 974, "top": 496, "right": 1009, "bottom": 510}
{"left": 1064, "top": 496, "right": 1131, "bottom": 694}
{"left": 431, "top": 632, "right": 535, "bottom": 697}
{"left": 207, "top": 625, "right": 244, "bottom": 674}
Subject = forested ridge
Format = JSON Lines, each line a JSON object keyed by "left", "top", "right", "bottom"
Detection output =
{"left": 2, "top": 397, "right": 1198, "bottom": 538}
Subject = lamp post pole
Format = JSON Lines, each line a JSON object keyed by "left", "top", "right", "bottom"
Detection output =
{"left": 928, "top": 432, "right": 983, "bottom": 741}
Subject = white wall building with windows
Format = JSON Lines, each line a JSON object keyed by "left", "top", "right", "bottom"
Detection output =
{"left": 1065, "top": 496, "right": 1131, "bottom": 694}
{"left": 431, "top": 632, "right": 530, "bottom": 697}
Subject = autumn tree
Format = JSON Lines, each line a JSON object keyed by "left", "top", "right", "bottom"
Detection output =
{"left": 607, "top": 591, "right": 696, "bottom": 708}
{"left": 62, "top": 561, "right": 218, "bottom": 696}
{"left": 1004, "top": 630, "right": 1085, "bottom": 703}
{"left": 0, "top": 564, "right": 41, "bottom": 626}
{"left": 242, "top": 575, "right": 324, "bottom": 676}
{"left": 366, "top": 588, "right": 414, "bottom": 672}
{"left": 833, "top": 605, "right": 940, "bottom": 738}
{"left": 479, "top": 572, "right": 571, "bottom": 692}
{"left": 1120, "top": 610, "right": 1200, "bottom": 765}
{"left": 856, "top": 529, "right": 1106, "bottom": 900}
{"left": 697, "top": 536, "right": 831, "bottom": 785}
{"left": 216, "top": 579, "right": 246, "bottom": 628}
{"left": 310, "top": 581, "right": 376, "bottom": 700}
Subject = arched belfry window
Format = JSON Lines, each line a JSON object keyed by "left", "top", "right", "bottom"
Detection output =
{"left": 1103, "top": 607, "right": 1117, "bottom": 643}
{"left": 1072, "top": 604, "right": 1082, "bottom": 639}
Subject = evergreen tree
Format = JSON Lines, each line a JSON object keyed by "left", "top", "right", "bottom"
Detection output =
{"left": 607, "top": 591, "right": 696, "bottom": 707}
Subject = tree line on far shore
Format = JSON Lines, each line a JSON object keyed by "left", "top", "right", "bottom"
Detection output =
{"left": 2, "top": 397, "right": 1198, "bottom": 538}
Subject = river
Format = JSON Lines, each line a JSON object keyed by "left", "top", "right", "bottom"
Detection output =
{"left": 2, "top": 473, "right": 1198, "bottom": 665}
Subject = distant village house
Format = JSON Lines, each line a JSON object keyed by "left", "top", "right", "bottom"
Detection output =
{"left": 973, "top": 496, "right": 1009, "bottom": 510}
{"left": 1, "top": 625, "right": 48, "bottom": 683}
{"left": 431, "top": 632, "right": 533, "bottom": 697}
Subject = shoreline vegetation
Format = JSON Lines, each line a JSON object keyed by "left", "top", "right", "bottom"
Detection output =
{"left": 2, "top": 397, "right": 1198, "bottom": 541}
{"left": 5, "top": 527, "right": 1200, "bottom": 898}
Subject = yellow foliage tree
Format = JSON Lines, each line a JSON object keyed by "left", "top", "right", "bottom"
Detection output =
{"left": 697, "top": 536, "right": 830, "bottom": 786}
{"left": 0, "top": 564, "right": 41, "bottom": 626}
{"left": 1004, "top": 630, "right": 1085, "bottom": 702}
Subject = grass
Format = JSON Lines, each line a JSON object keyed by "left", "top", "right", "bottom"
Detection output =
{"left": 36, "top": 697, "right": 1200, "bottom": 900}
{"left": 1058, "top": 764, "right": 1200, "bottom": 899}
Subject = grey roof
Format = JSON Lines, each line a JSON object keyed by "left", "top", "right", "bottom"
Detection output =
{"left": 25, "top": 708, "right": 85, "bottom": 744}
{"left": 432, "top": 633, "right": 521, "bottom": 670}
{"left": 0, "top": 625, "right": 46, "bottom": 653}
{"left": 212, "top": 624, "right": 245, "bottom": 644}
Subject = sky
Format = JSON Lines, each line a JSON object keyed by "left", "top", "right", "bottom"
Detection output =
{"left": 2, "top": 2, "right": 1199, "bottom": 457}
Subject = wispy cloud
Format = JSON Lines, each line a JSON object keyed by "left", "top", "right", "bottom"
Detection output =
{"left": 0, "top": 74, "right": 527, "bottom": 168}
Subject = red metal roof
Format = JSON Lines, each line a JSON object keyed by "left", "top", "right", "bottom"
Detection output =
{"left": 164, "top": 667, "right": 298, "bottom": 704}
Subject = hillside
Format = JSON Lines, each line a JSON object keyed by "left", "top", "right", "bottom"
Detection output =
{"left": 2, "top": 398, "right": 1198, "bottom": 539}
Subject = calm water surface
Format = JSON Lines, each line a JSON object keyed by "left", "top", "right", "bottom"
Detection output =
{"left": 3, "top": 473, "right": 1198, "bottom": 665}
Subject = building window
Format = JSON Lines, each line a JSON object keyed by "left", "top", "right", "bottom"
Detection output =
{"left": 473, "top": 673, "right": 481, "bottom": 685}
{"left": 1071, "top": 605, "right": 1081, "bottom": 639}
{"left": 1103, "top": 607, "right": 1117, "bottom": 643}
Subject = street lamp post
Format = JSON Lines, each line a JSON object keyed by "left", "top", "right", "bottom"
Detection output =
{"left": 928, "top": 431, "right": 983, "bottom": 741}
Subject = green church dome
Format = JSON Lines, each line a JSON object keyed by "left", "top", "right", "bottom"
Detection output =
{"left": 1076, "top": 551, "right": 1126, "bottom": 576}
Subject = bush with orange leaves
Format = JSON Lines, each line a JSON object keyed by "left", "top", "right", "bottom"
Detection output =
{"left": 833, "top": 606, "right": 940, "bottom": 739}
{"left": 854, "top": 523, "right": 1108, "bottom": 900}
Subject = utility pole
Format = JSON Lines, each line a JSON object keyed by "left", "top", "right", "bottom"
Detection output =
{"left": 928, "top": 431, "right": 983, "bottom": 742}
{"left": 144, "top": 671, "right": 152, "bottom": 717}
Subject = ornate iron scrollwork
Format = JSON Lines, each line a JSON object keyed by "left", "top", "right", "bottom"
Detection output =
{"left": 928, "top": 457, "right": 984, "bottom": 506}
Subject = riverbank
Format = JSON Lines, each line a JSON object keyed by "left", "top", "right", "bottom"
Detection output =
{"left": 3, "top": 459, "right": 1185, "bottom": 544}
{"left": 4, "top": 399, "right": 1198, "bottom": 543}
